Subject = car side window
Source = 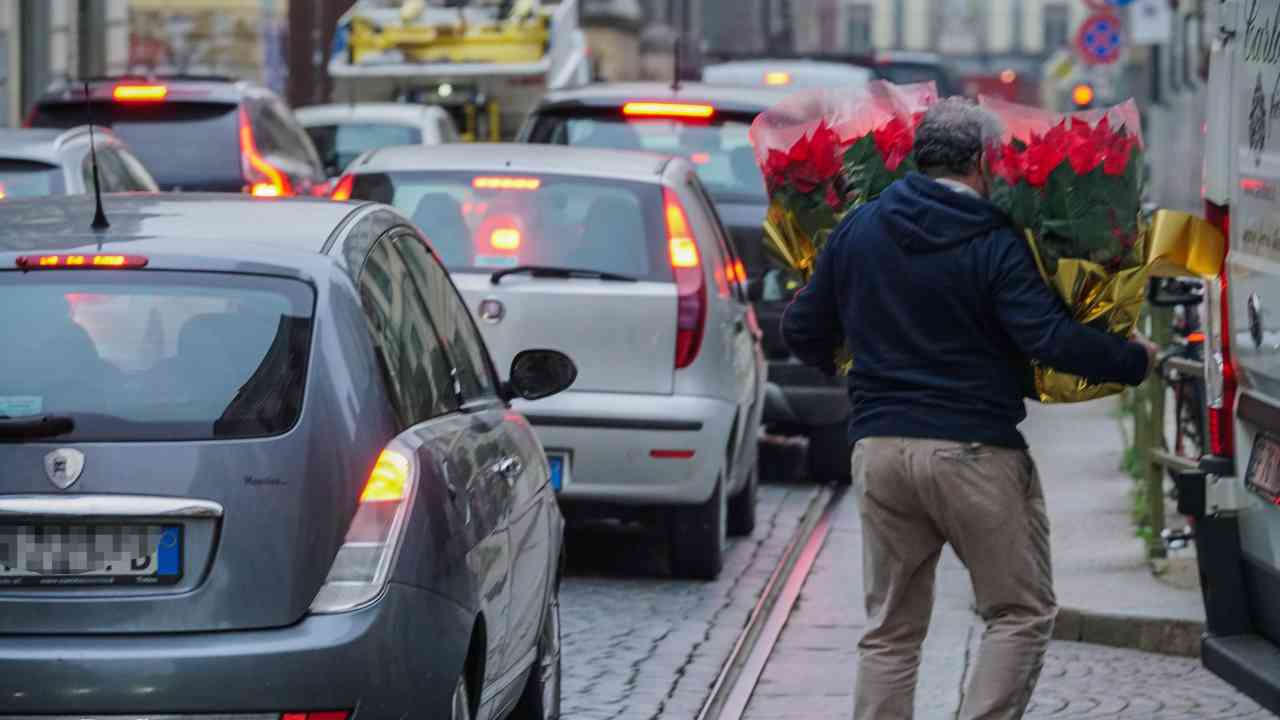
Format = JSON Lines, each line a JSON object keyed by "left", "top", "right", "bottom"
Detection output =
{"left": 270, "top": 98, "right": 324, "bottom": 177}
{"left": 81, "top": 149, "right": 127, "bottom": 193}
{"left": 359, "top": 236, "right": 460, "bottom": 428}
{"left": 395, "top": 232, "right": 501, "bottom": 403}
{"left": 116, "top": 148, "right": 158, "bottom": 191}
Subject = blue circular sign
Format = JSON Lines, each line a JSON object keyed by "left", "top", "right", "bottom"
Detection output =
{"left": 1076, "top": 12, "right": 1124, "bottom": 65}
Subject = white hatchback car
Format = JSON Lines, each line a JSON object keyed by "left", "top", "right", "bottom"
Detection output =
{"left": 336, "top": 143, "right": 767, "bottom": 579}
{"left": 296, "top": 102, "right": 459, "bottom": 178}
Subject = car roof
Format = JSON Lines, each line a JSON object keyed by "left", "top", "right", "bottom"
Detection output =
{"left": 0, "top": 126, "right": 117, "bottom": 164}
{"left": 0, "top": 194, "right": 367, "bottom": 258}
{"left": 702, "top": 59, "right": 874, "bottom": 89}
{"left": 535, "top": 82, "right": 789, "bottom": 116}
{"left": 36, "top": 75, "right": 268, "bottom": 107}
{"left": 295, "top": 103, "right": 442, "bottom": 127}
{"left": 350, "top": 142, "right": 671, "bottom": 181}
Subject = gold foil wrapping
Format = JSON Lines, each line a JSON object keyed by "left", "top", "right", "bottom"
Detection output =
{"left": 1029, "top": 209, "right": 1225, "bottom": 403}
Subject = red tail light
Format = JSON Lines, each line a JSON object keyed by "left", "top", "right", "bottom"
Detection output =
{"left": 666, "top": 189, "right": 705, "bottom": 369}
{"left": 473, "top": 176, "right": 541, "bottom": 190}
{"left": 17, "top": 254, "right": 148, "bottom": 270}
{"left": 623, "top": 102, "right": 716, "bottom": 120}
{"left": 238, "top": 108, "right": 293, "bottom": 198}
{"left": 476, "top": 214, "right": 526, "bottom": 256}
{"left": 330, "top": 174, "right": 355, "bottom": 201}
{"left": 112, "top": 84, "right": 168, "bottom": 102}
{"left": 1204, "top": 200, "right": 1235, "bottom": 458}
{"left": 282, "top": 712, "right": 349, "bottom": 720}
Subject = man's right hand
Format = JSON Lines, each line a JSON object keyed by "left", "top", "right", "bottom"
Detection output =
{"left": 1131, "top": 331, "right": 1160, "bottom": 379}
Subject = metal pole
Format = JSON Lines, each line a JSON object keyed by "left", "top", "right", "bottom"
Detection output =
{"left": 1144, "top": 305, "right": 1173, "bottom": 559}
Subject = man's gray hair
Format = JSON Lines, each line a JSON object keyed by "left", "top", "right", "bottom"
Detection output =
{"left": 912, "top": 98, "right": 1004, "bottom": 177}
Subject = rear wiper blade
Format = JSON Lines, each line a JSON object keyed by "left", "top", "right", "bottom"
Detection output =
{"left": 0, "top": 415, "right": 75, "bottom": 440}
{"left": 490, "top": 265, "right": 638, "bottom": 285}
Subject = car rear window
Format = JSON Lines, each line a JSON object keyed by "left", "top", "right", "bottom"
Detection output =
{"left": 348, "top": 171, "right": 670, "bottom": 280}
{"left": 305, "top": 123, "right": 423, "bottom": 176}
{"left": 0, "top": 159, "right": 66, "bottom": 198}
{"left": 0, "top": 271, "right": 314, "bottom": 441}
{"left": 30, "top": 102, "right": 242, "bottom": 191}
{"left": 527, "top": 113, "right": 766, "bottom": 204}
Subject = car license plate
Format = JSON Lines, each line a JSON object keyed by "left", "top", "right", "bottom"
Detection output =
{"left": 0, "top": 524, "right": 182, "bottom": 587}
{"left": 547, "top": 454, "right": 568, "bottom": 492}
{"left": 1246, "top": 435, "right": 1280, "bottom": 505}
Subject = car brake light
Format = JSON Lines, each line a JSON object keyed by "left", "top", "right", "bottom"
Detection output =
{"left": 311, "top": 443, "right": 416, "bottom": 614}
{"left": 490, "top": 227, "right": 522, "bottom": 250}
{"left": 16, "top": 254, "right": 148, "bottom": 270}
{"left": 0, "top": 183, "right": 7, "bottom": 200}
{"left": 330, "top": 174, "right": 355, "bottom": 201}
{"left": 690, "top": 152, "right": 711, "bottom": 165}
{"left": 1204, "top": 200, "right": 1235, "bottom": 458}
{"left": 764, "top": 71, "right": 792, "bottom": 86}
{"left": 282, "top": 713, "right": 349, "bottom": 720}
{"left": 666, "top": 188, "right": 706, "bottom": 369}
{"left": 623, "top": 102, "right": 716, "bottom": 119}
{"left": 473, "top": 176, "right": 541, "bottom": 190}
{"left": 112, "top": 84, "right": 168, "bottom": 102}
{"left": 239, "top": 108, "right": 292, "bottom": 198}
{"left": 733, "top": 259, "right": 746, "bottom": 284}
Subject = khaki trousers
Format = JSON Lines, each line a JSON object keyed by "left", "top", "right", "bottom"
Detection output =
{"left": 851, "top": 438, "right": 1056, "bottom": 720}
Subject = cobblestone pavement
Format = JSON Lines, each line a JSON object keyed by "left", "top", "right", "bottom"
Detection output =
{"left": 742, "top": 489, "right": 1274, "bottom": 720}
{"left": 559, "top": 484, "right": 819, "bottom": 720}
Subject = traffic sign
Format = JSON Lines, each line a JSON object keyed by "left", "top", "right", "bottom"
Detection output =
{"left": 1076, "top": 12, "right": 1125, "bottom": 65}
{"left": 1084, "top": 0, "right": 1134, "bottom": 8}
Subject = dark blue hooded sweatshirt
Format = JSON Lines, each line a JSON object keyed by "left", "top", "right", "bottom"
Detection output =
{"left": 781, "top": 173, "right": 1149, "bottom": 449}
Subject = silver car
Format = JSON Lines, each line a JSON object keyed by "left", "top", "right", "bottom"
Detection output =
{"left": 297, "top": 102, "right": 461, "bottom": 178}
{"left": 0, "top": 126, "right": 157, "bottom": 197}
{"left": 338, "top": 144, "right": 767, "bottom": 579}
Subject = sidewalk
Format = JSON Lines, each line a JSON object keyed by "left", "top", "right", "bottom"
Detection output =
{"left": 742, "top": 398, "right": 1254, "bottom": 719}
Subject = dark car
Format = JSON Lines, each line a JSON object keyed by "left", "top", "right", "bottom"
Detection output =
{"left": 28, "top": 76, "right": 326, "bottom": 196}
{"left": 0, "top": 126, "right": 157, "bottom": 198}
{"left": 872, "top": 51, "right": 959, "bottom": 97}
{"left": 518, "top": 83, "right": 853, "bottom": 481}
{"left": 0, "top": 194, "right": 570, "bottom": 720}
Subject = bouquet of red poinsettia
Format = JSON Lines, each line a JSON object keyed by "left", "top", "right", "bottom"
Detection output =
{"left": 750, "top": 81, "right": 937, "bottom": 282}
{"left": 981, "top": 97, "right": 1167, "bottom": 403}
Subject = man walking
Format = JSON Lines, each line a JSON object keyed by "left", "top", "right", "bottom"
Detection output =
{"left": 781, "top": 98, "right": 1155, "bottom": 719}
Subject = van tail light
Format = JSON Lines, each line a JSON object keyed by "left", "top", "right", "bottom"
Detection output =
{"left": 310, "top": 444, "right": 416, "bottom": 614}
{"left": 330, "top": 174, "right": 355, "bottom": 201}
{"left": 112, "top": 84, "right": 168, "bottom": 102}
{"left": 238, "top": 108, "right": 293, "bottom": 198}
{"left": 17, "top": 254, "right": 148, "bottom": 269}
{"left": 666, "top": 189, "right": 706, "bottom": 369}
{"left": 1203, "top": 200, "right": 1235, "bottom": 458}
{"left": 623, "top": 102, "right": 716, "bottom": 119}
{"left": 281, "top": 712, "right": 349, "bottom": 720}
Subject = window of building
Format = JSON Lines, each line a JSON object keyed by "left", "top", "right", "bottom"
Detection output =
{"left": 1044, "top": 3, "right": 1071, "bottom": 52}
{"left": 847, "top": 5, "right": 873, "bottom": 55}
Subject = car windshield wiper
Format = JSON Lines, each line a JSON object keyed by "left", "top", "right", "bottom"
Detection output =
{"left": 0, "top": 415, "right": 75, "bottom": 440}
{"left": 490, "top": 265, "right": 639, "bottom": 285}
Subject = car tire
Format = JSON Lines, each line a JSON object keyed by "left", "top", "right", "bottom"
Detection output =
{"left": 451, "top": 673, "right": 473, "bottom": 720}
{"left": 727, "top": 465, "right": 757, "bottom": 537}
{"left": 511, "top": 586, "right": 562, "bottom": 720}
{"left": 808, "top": 422, "right": 851, "bottom": 485}
{"left": 669, "top": 474, "right": 726, "bottom": 580}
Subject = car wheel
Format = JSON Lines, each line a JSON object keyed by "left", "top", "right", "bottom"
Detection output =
{"left": 669, "top": 474, "right": 726, "bottom": 580}
{"left": 511, "top": 587, "right": 562, "bottom": 720}
{"left": 452, "top": 673, "right": 473, "bottom": 720}
{"left": 727, "top": 465, "right": 757, "bottom": 537}
{"left": 808, "top": 422, "right": 851, "bottom": 485}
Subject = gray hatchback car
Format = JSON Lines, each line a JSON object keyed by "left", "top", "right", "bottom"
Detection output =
{"left": 0, "top": 126, "right": 157, "bottom": 197}
{"left": 0, "top": 194, "right": 572, "bottom": 720}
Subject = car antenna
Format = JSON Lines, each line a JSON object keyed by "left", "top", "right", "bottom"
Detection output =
{"left": 83, "top": 82, "right": 110, "bottom": 231}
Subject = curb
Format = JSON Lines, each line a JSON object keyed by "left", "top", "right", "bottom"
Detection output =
{"left": 1053, "top": 606, "right": 1203, "bottom": 657}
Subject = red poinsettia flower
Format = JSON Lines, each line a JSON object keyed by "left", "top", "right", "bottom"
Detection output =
{"left": 988, "top": 142, "right": 1025, "bottom": 185}
{"left": 1103, "top": 132, "right": 1136, "bottom": 176}
{"left": 872, "top": 116, "right": 914, "bottom": 172}
{"left": 825, "top": 183, "right": 842, "bottom": 210}
{"left": 1023, "top": 138, "right": 1067, "bottom": 188}
{"left": 766, "top": 121, "right": 845, "bottom": 194}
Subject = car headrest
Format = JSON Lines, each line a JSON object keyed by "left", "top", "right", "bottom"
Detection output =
{"left": 412, "top": 193, "right": 470, "bottom": 262}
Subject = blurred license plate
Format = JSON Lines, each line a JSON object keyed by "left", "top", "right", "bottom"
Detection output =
{"left": 547, "top": 454, "right": 568, "bottom": 492}
{"left": 1246, "top": 435, "right": 1280, "bottom": 504}
{"left": 0, "top": 524, "right": 182, "bottom": 587}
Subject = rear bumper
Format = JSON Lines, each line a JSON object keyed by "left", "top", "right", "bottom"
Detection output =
{"left": 0, "top": 583, "right": 472, "bottom": 719}
{"left": 763, "top": 361, "right": 849, "bottom": 430}
{"left": 1203, "top": 634, "right": 1280, "bottom": 715}
{"left": 515, "top": 390, "right": 735, "bottom": 506}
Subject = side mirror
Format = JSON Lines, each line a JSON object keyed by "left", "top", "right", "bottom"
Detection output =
{"left": 505, "top": 349, "right": 577, "bottom": 401}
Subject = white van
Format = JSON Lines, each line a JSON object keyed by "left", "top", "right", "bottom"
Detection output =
{"left": 1189, "top": 0, "right": 1280, "bottom": 710}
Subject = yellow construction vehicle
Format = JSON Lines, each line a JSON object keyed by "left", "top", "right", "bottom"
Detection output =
{"left": 328, "top": 0, "right": 591, "bottom": 141}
